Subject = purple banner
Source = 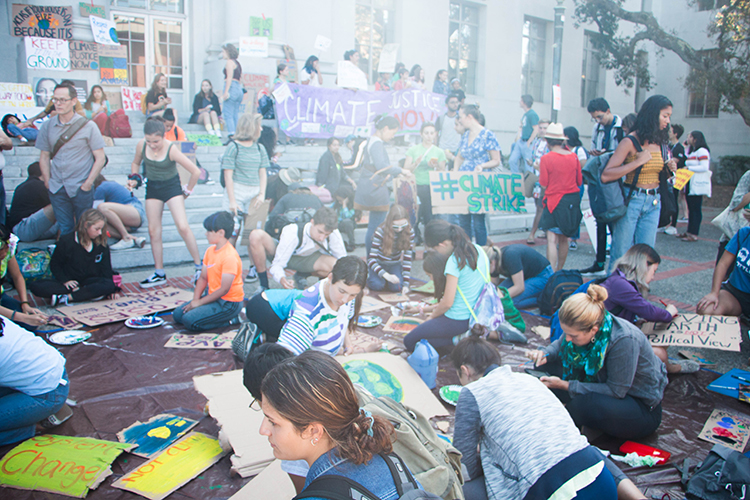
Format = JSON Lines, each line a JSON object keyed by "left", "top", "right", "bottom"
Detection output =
{"left": 275, "top": 84, "right": 446, "bottom": 138}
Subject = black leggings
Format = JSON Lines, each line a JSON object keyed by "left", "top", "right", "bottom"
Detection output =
{"left": 686, "top": 194, "right": 703, "bottom": 235}
{"left": 245, "top": 293, "right": 286, "bottom": 342}
{"left": 29, "top": 277, "right": 118, "bottom": 303}
{"left": 595, "top": 219, "right": 613, "bottom": 264}
{"left": 417, "top": 184, "right": 433, "bottom": 229}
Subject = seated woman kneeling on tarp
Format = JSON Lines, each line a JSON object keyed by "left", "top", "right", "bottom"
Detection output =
{"left": 698, "top": 225, "right": 750, "bottom": 317}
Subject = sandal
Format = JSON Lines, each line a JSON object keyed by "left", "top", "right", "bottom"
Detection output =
{"left": 526, "top": 238, "right": 536, "bottom": 245}
{"left": 682, "top": 234, "right": 699, "bottom": 242}
{"left": 676, "top": 233, "right": 689, "bottom": 239}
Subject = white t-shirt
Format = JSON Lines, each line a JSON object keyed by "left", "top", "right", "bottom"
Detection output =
{"left": 0, "top": 318, "right": 66, "bottom": 395}
{"left": 300, "top": 68, "right": 321, "bottom": 87}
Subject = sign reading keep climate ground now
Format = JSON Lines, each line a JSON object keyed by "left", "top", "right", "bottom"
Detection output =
{"left": 429, "top": 171, "right": 526, "bottom": 215}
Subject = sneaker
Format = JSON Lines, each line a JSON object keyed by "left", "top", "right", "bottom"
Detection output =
{"left": 569, "top": 240, "right": 577, "bottom": 250}
{"left": 110, "top": 238, "right": 136, "bottom": 250}
{"left": 193, "top": 268, "right": 202, "bottom": 286}
{"left": 40, "top": 404, "right": 73, "bottom": 429}
{"left": 140, "top": 272, "right": 167, "bottom": 288}
{"left": 664, "top": 226, "right": 678, "bottom": 236}
{"left": 578, "top": 262, "right": 606, "bottom": 277}
{"left": 245, "top": 265, "right": 259, "bottom": 283}
{"left": 678, "top": 217, "right": 689, "bottom": 223}
{"left": 134, "top": 236, "right": 147, "bottom": 248}
{"left": 51, "top": 294, "right": 69, "bottom": 307}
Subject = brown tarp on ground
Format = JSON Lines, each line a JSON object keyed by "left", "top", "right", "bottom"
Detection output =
{"left": 1, "top": 294, "right": 748, "bottom": 499}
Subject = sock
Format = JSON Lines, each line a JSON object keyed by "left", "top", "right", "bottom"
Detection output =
{"left": 205, "top": 123, "right": 213, "bottom": 133}
{"left": 155, "top": 269, "right": 166, "bottom": 277}
{"left": 259, "top": 271, "right": 269, "bottom": 288}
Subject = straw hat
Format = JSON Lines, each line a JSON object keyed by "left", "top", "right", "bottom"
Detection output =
{"left": 545, "top": 123, "right": 566, "bottom": 140}
{"left": 278, "top": 166, "right": 301, "bottom": 186}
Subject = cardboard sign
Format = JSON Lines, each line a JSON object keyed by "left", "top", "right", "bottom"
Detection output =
{"left": 99, "top": 44, "right": 128, "bottom": 85}
{"left": 412, "top": 281, "right": 434, "bottom": 294}
{"left": 112, "top": 432, "right": 227, "bottom": 500}
{"left": 240, "top": 200, "right": 271, "bottom": 246}
{"left": 0, "top": 434, "right": 133, "bottom": 498}
{"left": 360, "top": 295, "right": 391, "bottom": 313}
{"left": 0, "top": 83, "right": 34, "bottom": 109}
{"left": 582, "top": 208, "right": 598, "bottom": 253}
{"left": 121, "top": 86, "right": 146, "bottom": 111}
{"left": 337, "top": 61, "right": 368, "bottom": 90}
{"left": 57, "top": 286, "right": 193, "bottom": 327}
{"left": 164, "top": 331, "right": 237, "bottom": 349}
{"left": 117, "top": 414, "right": 199, "bottom": 458}
{"left": 282, "top": 45, "right": 298, "bottom": 83}
{"left": 239, "top": 36, "right": 268, "bottom": 58}
{"left": 698, "top": 409, "right": 750, "bottom": 452}
{"left": 240, "top": 73, "right": 270, "bottom": 107}
{"left": 349, "top": 330, "right": 382, "bottom": 353}
{"left": 673, "top": 168, "right": 695, "bottom": 191}
{"left": 378, "top": 43, "right": 399, "bottom": 73}
{"left": 25, "top": 37, "right": 70, "bottom": 71}
{"left": 380, "top": 293, "right": 411, "bottom": 303}
{"left": 79, "top": 2, "right": 105, "bottom": 18}
{"left": 68, "top": 40, "right": 99, "bottom": 70}
{"left": 314, "top": 35, "right": 332, "bottom": 52}
{"left": 12, "top": 4, "right": 73, "bottom": 39}
{"left": 429, "top": 171, "right": 526, "bottom": 215}
{"left": 89, "top": 16, "right": 120, "bottom": 46}
{"left": 186, "top": 133, "right": 222, "bottom": 147}
{"left": 383, "top": 315, "right": 424, "bottom": 334}
{"left": 644, "top": 314, "right": 742, "bottom": 352}
{"left": 230, "top": 460, "right": 296, "bottom": 500}
{"left": 47, "top": 313, "right": 84, "bottom": 330}
{"left": 249, "top": 16, "right": 273, "bottom": 38}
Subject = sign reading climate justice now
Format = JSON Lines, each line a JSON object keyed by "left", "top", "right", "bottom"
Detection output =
{"left": 429, "top": 171, "right": 526, "bottom": 215}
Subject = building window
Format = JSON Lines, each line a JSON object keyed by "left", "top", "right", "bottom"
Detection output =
{"left": 114, "top": 15, "right": 147, "bottom": 87}
{"left": 696, "top": 0, "right": 729, "bottom": 11}
{"left": 153, "top": 19, "right": 183, "bottom": 90}
{"left": 521, "top": 17, "right": 547, "bottom": 103}
{"left": 581, "top": 32, "right": 606, "bottom": 107}
{"left": 355, "top": 0, "right": 395, "bottom": 82}
{"left": 110, "top": 0, "right": 183, "bottom": 14}
{"left": 448, "top": 2, "right": 479, "bottom": 95}
{"left": 688, "top": 74, "right": 720, "bottom": 118}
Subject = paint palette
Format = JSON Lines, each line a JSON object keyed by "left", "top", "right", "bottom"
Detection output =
{"left": 48, "top": 330, "right": 91, "bottom": 345}
{"left": 125, "top": 316, "right": 165, "bottom": 329}
{"left": 357, "top": 315, "right": 382, "bottom": 328}
{"left": 439, "top": 385, "right": 463, "bottom": 406}
{"left": 383, "top": 315, "right": 424, "bottom": 334}
{"left": 698, "top": 409, "right": 750, "bottom": 452}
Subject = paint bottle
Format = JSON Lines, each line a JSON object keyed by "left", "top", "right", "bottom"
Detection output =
{"left": 408, "top": 339, "right": 439, "bottom": 389}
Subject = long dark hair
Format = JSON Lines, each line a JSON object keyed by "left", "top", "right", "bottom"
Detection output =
{"left": 303, "top": 55, "right": 319, "bottom": 74}
{"left": 377, "top": 204, "right": 412, "bottom": 256}
{"left": 200, "top": 79, "right": 215, "bottom": 99}
{"left": 331, "top": 256, "right": 367, "bottom": 332}
{"left": 451, "top": 336, "right": 502, "bottom": 373}
{"left": 83, "top": 85, "right": 107, "bottom": 111}
{"left": 149, "top": 73, "right": 166, "bottom": 96}
{"left": 326, "top": 137, "right": 343, "bottom": 164}
{"left": 633, "top": 95, "right": 672, "bottom": 146}
{"left": 423, "top": 251, "right": 449, "bottom": 300}
{"left": 424, "top": 220, "right": 477, "bottom": 270}
{"left": 375, "top": 115, "right": 400, "bottom": 131}
{"left": 688, "top": 130, "right": 710, "bottom": 153}
{"left": 410, "top": 64, "right": 423, "bottom": 83}
{"left": 261, "top": 351, "right": 394, "bottom": 465}
{"left": 563, "top": 126, "right": 583, "bottom": 149}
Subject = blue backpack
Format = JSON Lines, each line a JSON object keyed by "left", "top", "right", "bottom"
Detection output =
{"left": 549, "top": 277, "right": 624, "bottom": 342}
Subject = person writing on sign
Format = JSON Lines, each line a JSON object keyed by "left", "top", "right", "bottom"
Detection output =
{"left": 245, "top": 289, "right": 303, "bottom": 343}
{"left": 29, "top": 209, "right": 120, "bottom": 306}
{"left": 483, "top": 243, "right": 553, "bottom": 309}
{"left": 189, "top": 79, "right": 222, "bottom": 137}
{"left": 698, "top": 226, "right": 750, "bottom": 317}
{"left": 367, "top": 204, "right": 415, "bottom": 294}
{"left": 526, "top": 285, "right": 668, "bottom": 440}
{"left": 173, "top": 212, "right": 244, "bottom": 331}
{"left": 0, "top": 225, "right": 48, "bottom": 330}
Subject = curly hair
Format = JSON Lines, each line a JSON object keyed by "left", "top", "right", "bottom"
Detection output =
{"left": 378, "top": 204, "right": 412, "bottom": 256}
{"left": 633, "top": 95, "right": 672, "bottom": 146}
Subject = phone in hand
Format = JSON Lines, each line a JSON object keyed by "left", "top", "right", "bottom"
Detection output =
{"left": 525, "top": 369, "right": 551, "bottom": 379}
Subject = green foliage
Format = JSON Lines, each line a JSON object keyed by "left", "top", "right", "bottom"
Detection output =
{"left": 717, "top": 155, "right": 750, "bottom": 185}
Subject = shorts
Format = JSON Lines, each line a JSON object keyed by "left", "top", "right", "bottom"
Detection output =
{"left": 222, "top": 182, "right": 260, "bottom": 212}
{"left": 722, "top": 281, "right": 750, "bottom": 316}
{"left": 146, "top": 176, "right": 183, "bottom": 203}
{"left": 287, "top": 251, "right": 325, "bottom": 274}
{"left": 128, "top": 199, "right": 147, "bottom": 230}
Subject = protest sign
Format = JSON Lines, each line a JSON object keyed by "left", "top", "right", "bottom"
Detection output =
{"left": 164, "top": 331, "right": 237, "bottom": 349}
{"left": 276, "top": 84, "right": 446, "bottom": 138}
{"left": 378, "top": 43, "right": 400, "bottom": 73}
{"left": 673, "top": 168, "right": 695, "bottom": 191}
{"left": 698, "top": 409, "right": 750, "bottom": 452}
{"left": 360, "top": 295, "right": 391, "bottom": 313}
{"left": 282, "top": 45, "right": 298, "bottom": 83}
{"left": 0, "top": 83, "right": 34, "bottom": 109}
{"left": 99, "top": 44, "right": 128, "bottom": 85}
{"left": 0, "top": 434, "right": 133, "bottom": 497}
{"left": 12, "top": 4, "right": 73, "bottom": 40}
{"left": 117, "top": 414, "right": 198, "bottom": 458}
{"left": 89, "top": 16, "right": 120, "bottom": 45}
{"left": 68, "top": 40, "right": 98, "bottom": 70}
{"left": 428, "top": 171, "right": 526, "bottom": 215}
{"left": 250, "top": 16, "right": 273, "bottom": 38}
{"left": 25, "top": 37, "right": 70, "bottom": 71}
{"left": 337, "top": 61, "right": 368, "bottom": 90}
{"left": 121, "top": 86, "right": 146, "bottom": 111}
{"left": 112, "top": 432, "right": 227, "bottom": 500}
{"left": 383, "top": 316, "right": 424, "bottom": 334}
{"left": 79, "top": 2, "right": 105, "bottom": 18}
{"left": 272, "top": 82, "right": 292, "bottom": 103}
{"left": 239, "top": 36, "right": 268, "bottom": 58}
{"left": 57, "top": 286, "right": 193, "bottom": 326}
{"left": 314, "top": 35, "right": 332, "bottom": 52}
{"left": 47, "top": 313, "right": 83, "bottom": 330}
{"left": 240, "top": 73, "right": 269, "bottom": 107}
{"left": 32, "top": 78, "right": 87, "bottom": 106}
{"left": 644, "top": 314, "right": 741, "bottom": 352}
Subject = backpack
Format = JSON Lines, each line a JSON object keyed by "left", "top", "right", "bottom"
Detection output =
{"left": 538, "top": 270, "right": 583, "bottom": 317}
{"left": 264, "top": 208, "right": 317, "bottom": 245}
{"left": 104, "top": 109, "right": 132, "bottom": 138}
{"left": 456, "top": 250, "right": 505, "bottom": 338}
{"left": 140, "top": 93, "right": 148, "bottom": 115}
{"left": 15, "top": 248, "right": 52, "bottom": 282}
{"left": 684, "top": 444, "right": 750, "bottom": 500}
{"left": 581, "top": 136, "right": 643, "bottom": 223}
{"left": 295, "top": 453, "right": 443, "bottom": 500}
{"left": 219, "top": 140, "right": 264, "bottom": 188}
{"left": 258, "top": 94, "right": 275, "bottom": 119}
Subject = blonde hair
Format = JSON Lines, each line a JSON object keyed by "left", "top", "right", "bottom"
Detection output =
{"left": 558, "top": 284, "right": 608, "bottom": 332}
{"left": 234, "top": 113, "right": 262, "bottom": 141}
{"left": 613, "top": 244, "right": 661, "bottom": 298}
{"left": 76, "top": 209, "right": 108, "bottom": 247}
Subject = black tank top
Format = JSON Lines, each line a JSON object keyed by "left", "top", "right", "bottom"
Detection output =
{"left": 223, "top": 60, "right": 242, "bottom": 81}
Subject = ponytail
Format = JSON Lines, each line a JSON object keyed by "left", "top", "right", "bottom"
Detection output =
{"left": 331, "top": 256, "right": 368, "bottom": 332}
{"left": 424, "top": 220, "right": 477, "bottom": 270}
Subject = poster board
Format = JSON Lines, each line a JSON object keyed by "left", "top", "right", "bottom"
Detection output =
{"left": 282, "top": 45, "right": 298, "bottom": 83}
{"left": 174, "top": 141, "right": 197, "bottom": 186}
{"left": 164, "top": 331, "right": 237, "bottom": 349}
{"left": 249, "top": 16, "right": 273, "bottom": 38}
{"left": 644, "top": 314, "right": 742, "bottom": 352}
{"left": 47, "top": 313, "right": 84, "bottom": 330}
{"left": 673, "top": 168, "right": 695, "bottom": 191}
{"left": 377, "top": 43, "right": 399, "bottom": 73}
{"left": 12, "top": 4, "right": 73, "bottom": 39}
{"left": 79, "top": 2, "right": 105, "bottom": 18}
{"left": 0, "top": 83, "right": 34, "bottom": 109}
{"left": 56, "top": 286, "right": 193, "bottom": 326}
{"left": 68, "top": 40, "right": 99, "bottom": 70}
{"left": 383, "top": 315, "right": 424, "bottom": 334}
{"left": 117, "top": 414, "right": 199, "bottom": 458}
{"left": 230, "top": 460, "right": 296, "bottom": 500}
{"left": 239, "top": 37, "right": 268, "bottom": 58}
{"left": 429, "top": 171, "right": 526, "bottom": 215}
{"left": 241, "top": 200, "right": 270, "bottom": 246}
{"left": 32, "top": 77, "right": 87, "bottom": 105}
{"left": 240, "top": 73, "right": 270, "bottom": 108}
{"left": 25, "top": 37, "right": 70, "bottom": 71}
{"left": 360, "top": 295, "right": 391, "bottom": 313}
{"left": 314, "top": 35, "right": 332, "bottom": 52}
{"left": 697, "top": 409, "right": 750, "bottom": 452}
{"left": 112, "top": 432, "right": 228, "bottom": 500}
{"left": 0, "top": 434, "right": 133, "bottom": 498}
{"left": 121, "top": 86, "right": 147, "bottom": 111}
{"left": 98, "top": 44, "right": 128, "bottom": 85}
{"left": 89, "top": 16, "right": 120, "bottom": 46}
{"left": 380, "top": 293, "right": 410, "bottom": 303}
{"left": 337, "top": 61, "right": 368, "bottom": 91}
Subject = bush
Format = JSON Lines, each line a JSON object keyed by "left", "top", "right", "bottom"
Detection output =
{"left": 716, "top": 156, "right": 750, "bottom": 185}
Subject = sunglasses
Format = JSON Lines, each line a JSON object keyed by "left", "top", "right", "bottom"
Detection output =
{"left": 392, "top": 222, "right": 409, "bottom": 231}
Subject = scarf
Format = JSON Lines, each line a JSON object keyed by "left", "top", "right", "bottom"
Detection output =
{"left": 560, "top": 311, "right": 612, "bottom": 383}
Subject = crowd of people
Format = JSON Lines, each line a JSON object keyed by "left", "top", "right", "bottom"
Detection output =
{"left": 0, "top": 46, "right": 747, "bottom": 500}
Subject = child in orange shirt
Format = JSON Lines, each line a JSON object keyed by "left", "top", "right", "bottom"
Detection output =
{"left": 173, "top": 211, "right": 244, "bottom": 331}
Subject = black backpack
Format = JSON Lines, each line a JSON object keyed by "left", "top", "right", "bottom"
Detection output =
{"left": 684, "top": 444, "right": 750, "bottom": 499}
{"left": 538, "top": 270, "right": 583, "bottom": 316}
{"left": 294, "top": 453, "right": 442, "bottom": 500}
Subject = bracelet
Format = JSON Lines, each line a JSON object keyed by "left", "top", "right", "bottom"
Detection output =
{"left": 11, "top": 311, "right": 15, "bottom": 321}
{"left": 20, "top": 301, "right": 29, "bottom": 306}
{"left": 182, "top": 185, "right": 193, "bottom": 195}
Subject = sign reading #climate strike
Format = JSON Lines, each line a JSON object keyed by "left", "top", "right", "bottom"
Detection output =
{"left": 429, "top": 171, "right": 526, "bottom": 215}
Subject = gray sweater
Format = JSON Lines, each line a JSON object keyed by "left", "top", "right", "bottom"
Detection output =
{"left": 542, "top": 315, "right": 668, "bottom": 408}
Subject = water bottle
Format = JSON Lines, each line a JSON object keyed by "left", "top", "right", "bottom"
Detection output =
{"left": 408, "top": 339, "right": 439, "bottom": 389}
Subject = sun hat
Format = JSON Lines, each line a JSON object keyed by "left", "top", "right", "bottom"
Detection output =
{"left": 278, "top": 166, "right": 301, "bottom": 186}
{"left": 545, "top": 123, "right": 566, "bottom": 140}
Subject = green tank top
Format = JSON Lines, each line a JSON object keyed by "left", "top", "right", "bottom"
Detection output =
{"left": 142, "top": 142, "right": 178, "bottom": 181}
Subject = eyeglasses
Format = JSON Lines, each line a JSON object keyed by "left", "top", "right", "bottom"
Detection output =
{"left": 249, "top": 398, "right": 261, "bottom": 411}
{"left": 392, "top": 223, "right": 408, "bottom": 231}
{"left": 52, "top": 97, "right": 73, "bottom": 104}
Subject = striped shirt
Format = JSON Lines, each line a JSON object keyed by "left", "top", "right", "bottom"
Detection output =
{"left": 221, "top": 141, "right": 269, "bottom": 186}
{"left": 367, "top": 226, "right": 414, "bottom": 283}
{"left": 277, "top": 278, "right": 354, "bottom": 356}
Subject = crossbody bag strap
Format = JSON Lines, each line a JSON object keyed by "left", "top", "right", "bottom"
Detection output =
{"left": 50, "top": 117, "right": 89, "bottom": 160}
{"left": 456, "top": 247, "right": 489, "bottom": 324}
{"left": 624, "top": 135, "right": 644, "bottom": 201}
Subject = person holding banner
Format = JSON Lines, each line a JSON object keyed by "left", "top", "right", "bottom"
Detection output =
{"left": 221, "top": 43, "right": 243, "bottom": 136}
{"left": 677, "top": 131, "right": 711, "bottom": 242}
{"left": 405, "top": 122, "right": 446, "bottom": 238}
{"left": 300, "top": 56, "right": 323, "bottom": 87}
{"left": 453, "top": 104, "right": 501, "bottom": 246}
{"left": 433, "top": 70, "right": 450, "bottom": 95}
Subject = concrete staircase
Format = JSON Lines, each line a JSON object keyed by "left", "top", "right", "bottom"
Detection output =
{"left": 1, "top": 111, "right": 554, "bottom": 272}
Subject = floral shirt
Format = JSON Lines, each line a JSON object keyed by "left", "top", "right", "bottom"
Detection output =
{"left": 457, "top": 128, "right": 501, "bottom": 172}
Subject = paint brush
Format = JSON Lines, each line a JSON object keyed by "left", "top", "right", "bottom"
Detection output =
{"left": 709, "top": 385, "right": 737, "bottom": 391}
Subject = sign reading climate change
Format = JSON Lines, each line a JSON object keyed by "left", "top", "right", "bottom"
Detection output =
{"left": 429, "top": 171, "right": 526, "bottom": 215}
{"left": 275, "top": 84, "right": 445, "bottom": 139}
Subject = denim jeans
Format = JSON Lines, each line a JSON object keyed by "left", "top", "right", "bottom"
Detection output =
{"left": 49, "top": 185, "right": 95, "bottom": 236}
{"left": 365, "top": 210, "right": 387, "bottom": 256}
{"left": 0, "top": 370, "right": 69, "bottom": 446}
{"left": 173, "top": 298, "right": 243, "bottom": 332}
{"left": 367, "top": 260, "right": 403, "bottom": 292}
{"left": 0, "top": 171, "right": 6, "bottom": 227}
{"left": 500, "top": 265, "right": 554, "bottom": 309}
{"left": 13, "top": 208, "right": 58, "bottom": 242}
{"left": 223, "top": 80, "right": 244, "bottom": 135}
{"left": 609, "top": 190, "right": 660, "bottom": 272}
{"left": 8, "top": 123, "right": 38, "bottom": 141}
{"left": 508, "top": 139, "right": 532, "bottom": 174}
{"left": 457, "top": 213, "right": 487, "bottom": 246}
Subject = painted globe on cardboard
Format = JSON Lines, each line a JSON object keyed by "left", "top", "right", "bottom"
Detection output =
{"left": 343, "top": 359, "right": 404, "bottom": 402}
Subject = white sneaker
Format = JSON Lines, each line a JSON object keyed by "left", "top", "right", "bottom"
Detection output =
{"left": 245, "top": 265, "right": 258, "bottom": 283}
{"left": 51, "top": 294, "right": 69, "bottom": 307}
{"left": 140, "top": 273, "right": 167, "bottom": 288}
{"left": 110, "top": 238, "right": 136, "bottom": 250}
{"left": 664, "top": 226, "right": 678, "bottom": 236}
{"left": 134, "top": 236, "right": 147, "bottom": 248}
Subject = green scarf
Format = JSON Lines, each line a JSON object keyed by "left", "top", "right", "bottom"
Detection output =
{"left": 560, "top": 312, "right": 613, "bottom": 383}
